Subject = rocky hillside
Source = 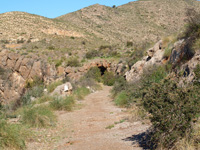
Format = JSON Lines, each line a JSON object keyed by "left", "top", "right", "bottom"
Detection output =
{"left": 57, "top": 0, "right": 200, "bottom": 45}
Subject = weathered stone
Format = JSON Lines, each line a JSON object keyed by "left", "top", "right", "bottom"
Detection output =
{"left": 170, "top": 39, "right": 194, "bottom": 66}
{"left": 29, "top": 61, "right": 43, "bottom": 79}
{"left": 51, "top": 82, "right": 73, "bottom": 97}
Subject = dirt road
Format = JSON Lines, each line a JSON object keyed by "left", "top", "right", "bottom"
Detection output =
{"left": 28, "top": 86, "right": 149, "bottom": 150}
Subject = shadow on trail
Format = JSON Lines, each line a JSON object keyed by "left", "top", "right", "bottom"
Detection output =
{"left": 123, "top": 131, "right": 155, "bottom": 150}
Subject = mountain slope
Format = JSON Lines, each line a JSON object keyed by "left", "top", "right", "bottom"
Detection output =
{"left": 57, "top": 0, "right": 200, "bottom": 45}
{"left": 0, "top": 11, "right": 84, "bottom": 42}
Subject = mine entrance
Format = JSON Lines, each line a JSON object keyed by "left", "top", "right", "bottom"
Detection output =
{"left": 98, "top": 66, "right": 107, "bottom": 76}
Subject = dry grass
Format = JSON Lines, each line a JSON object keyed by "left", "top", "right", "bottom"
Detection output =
{"left": 174, "top": 138, "right": 196, "bottom": 150}
{"left": 162, "top": 34, "right": 177, "bottom": 49}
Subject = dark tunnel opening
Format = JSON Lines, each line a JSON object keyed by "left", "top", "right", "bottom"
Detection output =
{"left": 98, "top": 66, "right": 107, "bottom": 76}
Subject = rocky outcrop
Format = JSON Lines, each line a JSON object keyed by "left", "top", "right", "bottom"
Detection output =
{"left": 170, "top": 39, "right": 194, "bottom": 67}
{"left": 63, "top": 60, "right": 128, "bottom": 81}
{"left": 178, "top": 50, "right": 200, "bottom": 85}
{"left": 0, "top": 50, "right": 57, "bottom": 104}
{"left": 125, "top": 40, "right": 164, "bottom": 82}
{"left": 0, "top": 49, "right": 127, "bottom": 104}
{"left": 125, "top": 39, "right": 200, "bottom": 83}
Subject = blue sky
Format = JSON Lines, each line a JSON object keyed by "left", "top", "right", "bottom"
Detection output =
{"left": 0, "top": 0, "right": 135, "bottom": 18}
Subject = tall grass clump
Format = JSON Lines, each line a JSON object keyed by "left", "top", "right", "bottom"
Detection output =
{"left": 50, "top": 96, "right": 75, "bottom": 111}
{"left": 36, "top": 95, "right": 54, "bottom": 104}
{"left": 21, "top": 106, "right": 56, "bottom": 128}
{"left": 73, "top": 87, "right": 90, "bottom": 100}
{"left": 0, "top": 119, "right": 26, "bottom": 150}
{"left": 21, "top": 85, "right": 44, "bottom": 105}
{"left": 22, "top": 77, "right": 44, "bottom": 105}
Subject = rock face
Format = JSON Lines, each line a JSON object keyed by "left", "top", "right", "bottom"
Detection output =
{"left": 125, "top": 40, "right": 164, "bottom": 82}
{"left": 0, "top": 50, "right": 126, "bottom": 104}
{"left": 64, "top": 60, "right": 127, "bottom": 81}
{"left": 170, "top": 39, "right": 194, "bottom": 67}
{"left": 125, "top": 39, "right": 200, "bottom": 84}
{"left": 0, "top": 50, "right": 57, "bottom": 104}
{"left": 178, "top": 50, "right": 200, "bottom": 84}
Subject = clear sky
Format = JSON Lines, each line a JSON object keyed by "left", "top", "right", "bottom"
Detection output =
{"left": 0, "top": 0, "right": 135, "bottom": 18}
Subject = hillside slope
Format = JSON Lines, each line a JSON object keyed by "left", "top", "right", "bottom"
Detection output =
{"left": 0, "top": 11, "right": 84, "bottom": 42}
{"left": 57, "top": 0, "right": 200, "bottom": 45}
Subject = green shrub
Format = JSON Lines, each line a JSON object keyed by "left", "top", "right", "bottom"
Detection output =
{"left": 22, "top": 106, "right": 56, "bottom": 128}
{"left": 141, "top": 66, "right": 168, "bottom": 87}
{"left": 0, "top": 119, "right": 26, "bottom": 150}
{"left": 143, "top": 79, "right": 200, "bottom": 149}
{"left": 50, "top": 96, "right": 75, "bottom": 111}
{"left": 73, "top": 87, "right": 90, "bottom": 100}
{"left": 114, "top": 91, "right": 129, "bottom": 107}
{"left": 85, "top": 50, "right": 100, "bottom": 59}
{"left": 99, "top": 45, "right": 112, "bottom": 50}
{"left": 126, "top": 41, "right": 133, "bottom": 47}
{"left": 0, "top": 39, "right": 9, "bottom": 44}
{"left": 102, "top": 71, "right": 116, "bottom": 86}
{"left": 112, "top": 76, "right": 127, "bottom": 97}
{"left": 66, "top": 57, "right": 80, "bottom": 67}
{"left": 113, "top": 66, "right": 167, "bottom": 99}
{"left": 47, "top": 80, "right": 63, "bottom": 93}
{"left": 48, "top": 46, "right": 55, "bottom": 50}
{"left": 85, "top": 46, "right": 119, "bottom": 59}
{"left": 84, "top": 67, "right": 102, "bottom": 82}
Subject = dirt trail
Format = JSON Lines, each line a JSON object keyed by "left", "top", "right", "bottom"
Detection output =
{"left": 28, "top": 86, "right": 149, "bottom": 150}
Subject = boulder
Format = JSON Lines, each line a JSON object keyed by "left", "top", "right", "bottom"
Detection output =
{"left": 51, "top": 82, "right": 73, "bottom": 97}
